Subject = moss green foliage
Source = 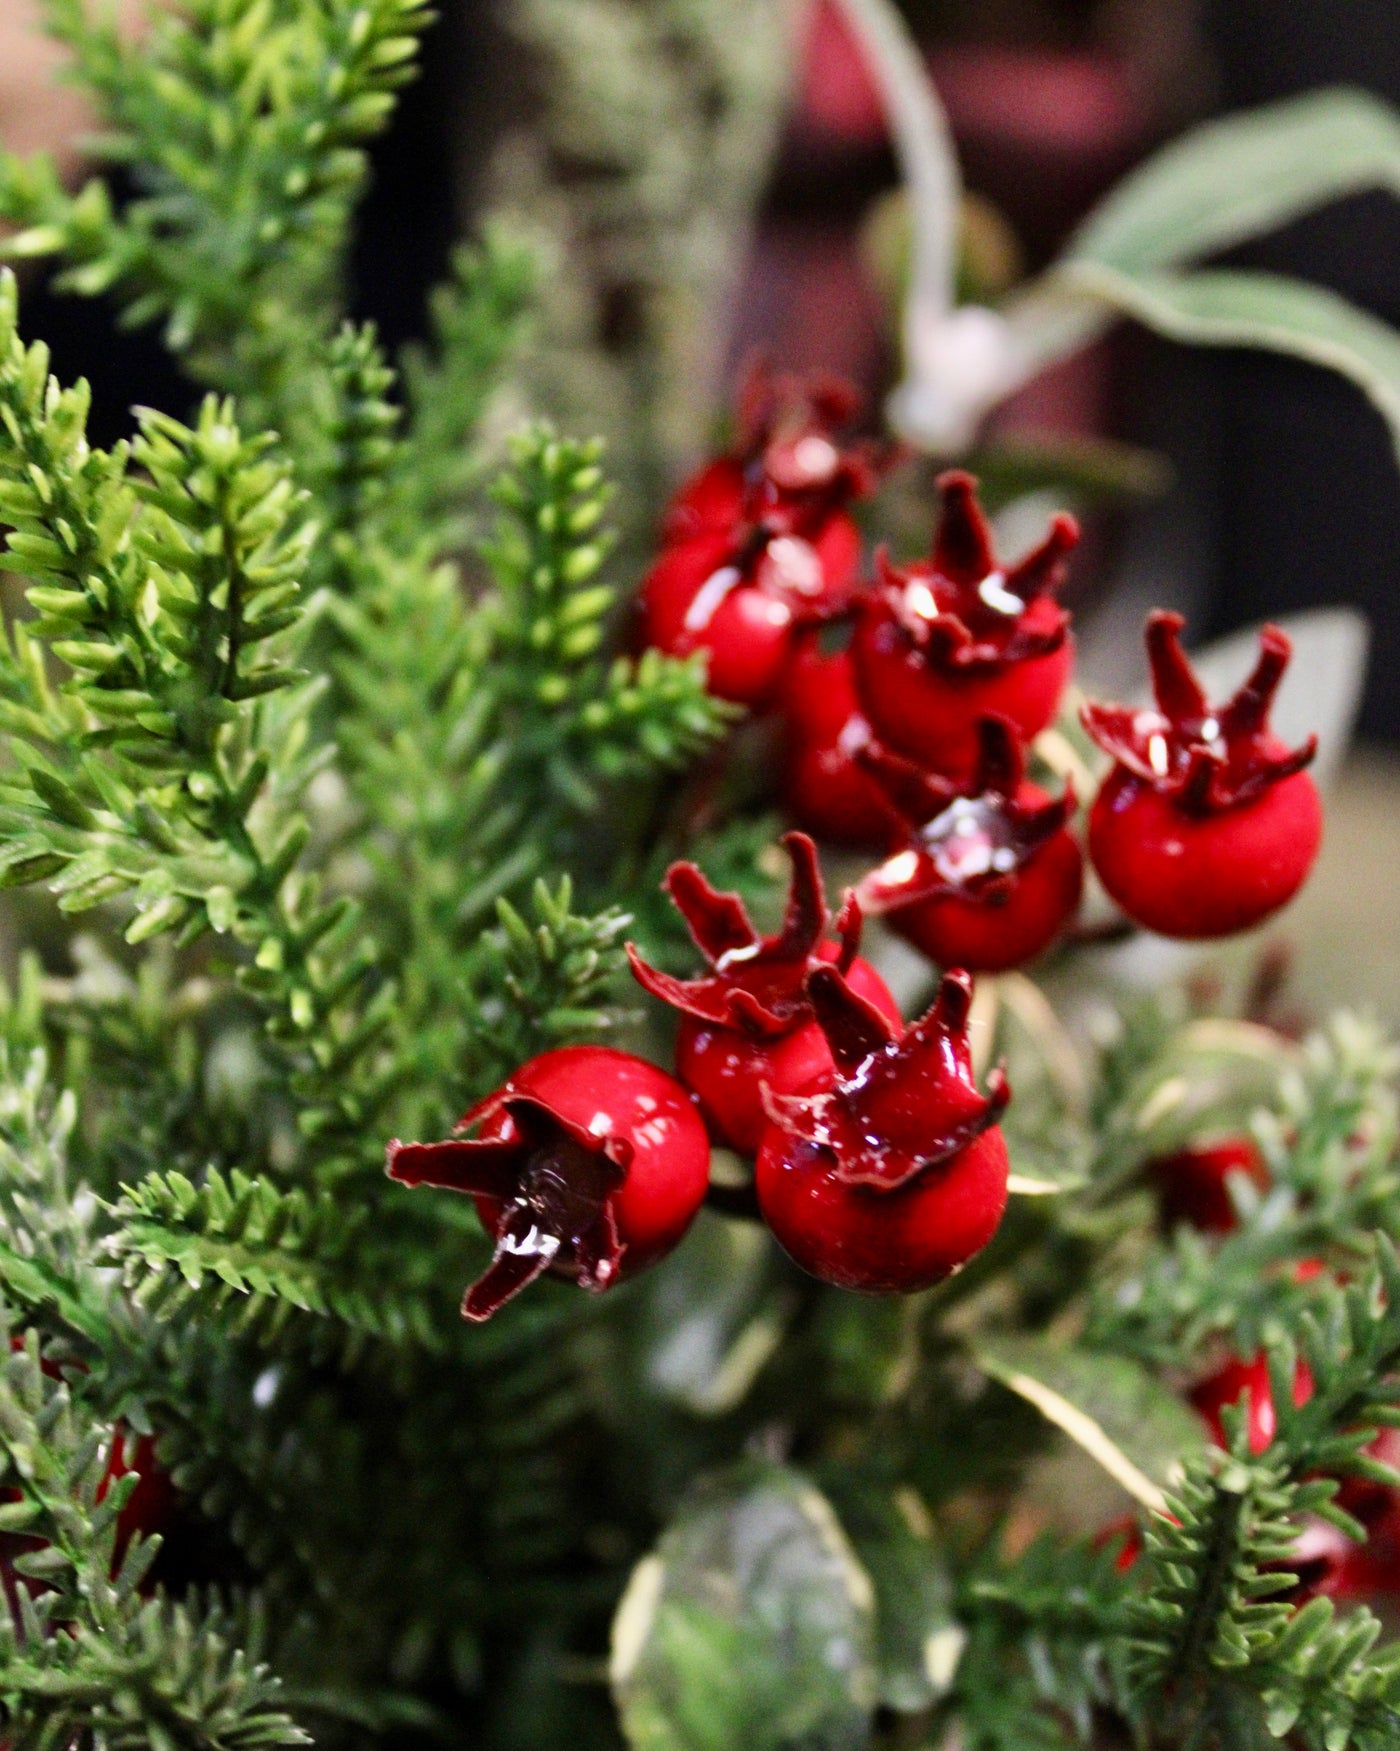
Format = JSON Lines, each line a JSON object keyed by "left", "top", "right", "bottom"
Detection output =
{"left": 0, "top": 0, "right": 1396, "bottom": 1747}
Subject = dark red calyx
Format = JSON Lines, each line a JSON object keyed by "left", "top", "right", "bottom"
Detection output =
{"left": 856, "top": 716, "right": 1076, "bottom": 912}
{"left": 659, "top": 365, "right": 881, "bottom": 634}
{"left": 763, "top": 966, "right": 1010, "bottom": 1191}
{"left": 1081, "top": 611, "right": 1317, "bottom": 815}
{"left": 387, "top": 1093, "right": 629, "bottom": 1321}
{"left": 719, "top": 359, "right": 879, "bottom": 536}
{"left": 627, "top": 830, "right": 860, "bottom": 1037}
{"left": 878, "top": 470, "right": 1077, "bottom": 671}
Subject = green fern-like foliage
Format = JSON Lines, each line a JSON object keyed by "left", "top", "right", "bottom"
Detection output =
{"left": 0, "top": 0, "right": 432, "bottom": 421}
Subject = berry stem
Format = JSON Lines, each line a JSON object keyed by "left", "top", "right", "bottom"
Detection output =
{"left": 704, "top": 1180, "right": 765, "bottom": 1223}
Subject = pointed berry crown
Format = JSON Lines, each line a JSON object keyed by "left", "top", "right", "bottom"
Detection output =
{"left": 387, "top": 1086, "right": 628, "bottom": 1321}
{"left": 627, "top": 831, "right": 860, "bottom": 1038}
{"left": 856, "top": 716, "right": 1076, "bottom": 913}
{"left": 1081, "top": 611, "right": 1317, "bottom": 814}
{"left": 763, "top": 966, "right": 1010, "bottom": 1191}
{"left": 877, "top": 470, "right": 1077, "bottom": 671}
{"left": 729, "top": 359, "right": 880, "bottom": 533}
{"left": 664, "top": 360, "right": 881, "bottom": 551}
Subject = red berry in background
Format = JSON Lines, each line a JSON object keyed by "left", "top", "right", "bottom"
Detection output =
{"left": 638, "top": 366, "right": 878, "bottom": 708}
{"left": 1149, "top": 1135, "right": 1269, "bottom": 1234}
{"left": 628, "top": 833, "right": 901, "bottom": 1154}
{"left": 387, "top": 1047, "right": 710, "bottom": 1321}
{"left": 779, "top": 629, "right": 891, "bottom": 847}
{"left": 756, "top": 966, "right": 1011, "bottom": 1293}
{"left": 1188, "top": 1340, "right": 1400, "bottom": 1601}
{"left": 1191, "top": 1351, "right": 1313, "bottom": 1456}
{"left": 851, "top": 470, "right": 1078, "bottom": 773}
{"left": 1082, "top": 612, "right": 1323, "bottom": 940}
{"left": 855, "top": 715, "right": 1082, "bottom": 972}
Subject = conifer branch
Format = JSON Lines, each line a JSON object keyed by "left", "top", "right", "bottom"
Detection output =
{"left": 1123, "top": 1246, "right": 1400, "bottom": 1748}
{"left": 0, "top": 276, "right": 394, "bottom": 1172}
{"left": 107, "top": 1168, "right": 445, "bottom": 1349}
{"left": 0, "top": 1316, "right": 307, "bottom": 1745}
{"left": 0, "top": 0, "right": 434, "bottom": 415}
{"left": 1089, "top": 1015, "right": 1400, "bottom": 1366}
{"left": 394, "top": 228, "right": 539, "bottom": 546}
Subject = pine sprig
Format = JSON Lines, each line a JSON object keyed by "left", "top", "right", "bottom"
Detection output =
{"left": 0, "top": 1316, "right": 307, "bottom": 1746}
{"left": 0, "top": 0, "right": 434, "bottom": 415}
{"left": 955, "top": 1534, "right": 1136, "bottom": 1750}
{"left": 107, "top": 1167, "right": 443, "bottom": 1350}
{"left": 1125, "top": 1246, "right": 1400, "bottom": 1748}
{"left": 0, "top": 278, "right": 395, "bottom": 1171}
{"left": 458, "top": 877, "right": 632, "bottom": 1094}
{"left": 480, "top": 423, "right": 728, "bottom": 817}
{"left": 1089, "top": 1015, "right": 1400, "bottom": 1367}
{"left": 0, "top": 1043, "right": 114, "bottom": 1345}
{"left": 394, "top": 227, "right": 539, "bottom": 547}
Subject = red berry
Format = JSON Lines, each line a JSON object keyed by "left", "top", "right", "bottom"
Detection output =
{"left": 851, "top": 470, "right": 1077, "bottom": 772}
{"left": 1192, "top": 1333, "right": 1400, "bottom": 1601}
{"left": 755, "top": 966, "right": 1011, "bottom": 1292}
{"left": 1191, "top": 1352, "right": 1313, "bottom": 1456}
{"left": 628, "top": 833, "right": 900, "bottom": 1154}
{"left": 1083, "top": 612, "right": 1322, "bottom": 939}
{"left": 640, "top": 523, "right": 862, "bottom": 708}
{"left": 779, "top": 629, "right": 891, "bottom": 846}
{"left": 855, "top": 715, "right": 1082, "bottom": 971}
{"left": 387, "top": 1047, "right": 710, "bottom": 1321}
{"left": 638, "top": 367, "right": 877, "bottom": 708}
{"left": 1149, "top": 1135, "right": 1269, "bottom": 1233}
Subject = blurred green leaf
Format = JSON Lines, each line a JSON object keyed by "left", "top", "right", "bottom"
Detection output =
{"left": 822, "top": 1479, "right": 960, "bottom": 1714}
{"left": 611, "top": 1462, "right": 877, "bottom": 1751}
{"left": 975, "top": 1334, "right": 1204, "bottom": 1509}
{"left": 1052, "top": 264, "right": 1400, "bottom": 464}
{"left": 969, "top": 433, "right": 1170, "bottom": 511}
{"left": 1003, "top": 87, "right": 1400, "bottom": 425}
{"left": 639, "top": 1211, "right": 792, "bottom": 1416}
{"left": 1068, "top": 88, "right": 1400, "bottom": 275}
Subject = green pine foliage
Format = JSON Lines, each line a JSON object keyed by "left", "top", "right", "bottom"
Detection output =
{"left": 0, "top": 0, "right": 1395, "bottom": 1746}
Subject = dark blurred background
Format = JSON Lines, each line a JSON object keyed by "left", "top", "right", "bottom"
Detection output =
{"left": 5, "top": 0, "right": 1400, "bottom": 747}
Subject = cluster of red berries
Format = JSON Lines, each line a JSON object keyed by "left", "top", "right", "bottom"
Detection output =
{"left": 388, "top": 835, "right": 1011, "bottom": 1319}
{"left": 642, "top": 370, "right": 1323, "bottom": 960}
{"left": 385, "top": 374, "right": 1329, "bottom": 1324}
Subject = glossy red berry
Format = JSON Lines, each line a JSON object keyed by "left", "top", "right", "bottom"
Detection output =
{"left": 851, "top": 470, "right": 1077, "bottom": 773}
{"left": 627, "top": 832, "right": 900, "bottom": 1154}
{"left": 855, "top": 715, "right": 1082, "bottom": 971}
{"left": 779, "top": 629, "right": 892, "bottom": 847}
{"left": 1149, "top": 1135, "right": 1269, "bottom": 1233}
{"left": 1083, "top": 612, "right": 1322, "bottom": 940}
{"left": 639, "top": 368, "right": 877, "bottom": 707}
{"left": 386, "top": 1047, "right": 710, "bottom": 1321}
{"left": 756, "top": 966, "right": 1011, "bottom": 1292}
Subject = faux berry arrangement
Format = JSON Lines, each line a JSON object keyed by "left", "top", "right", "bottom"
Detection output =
{"left": 1, "top": 0, "right": 1400, "bottom": 1748}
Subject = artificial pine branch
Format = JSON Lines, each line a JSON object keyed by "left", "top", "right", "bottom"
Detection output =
{"left": 394, "top": 227, "right": 539, "bottom": 549}
{"left": 0, "top": 1313, "right": 307, "bottom": 1746}
{"left": 0, "top": 0, "right": 434, "bottom": 418}
{"left": 1123, "top": 1247, "right": 1400, "bottom": 1749}
{"left": 1089, "top": 1015, "right": 1400, "bottom": 1366}
{"left": 108, "top": 1167, "right": 445, "bottom": 1351}
{"left": 954, "top": 1533, "right": 1136, "bottom": 1749}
